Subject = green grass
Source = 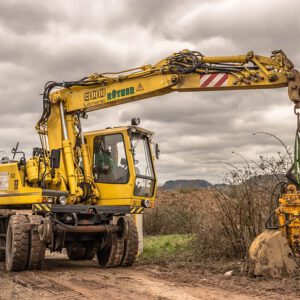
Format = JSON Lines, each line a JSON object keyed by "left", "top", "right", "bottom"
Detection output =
{"left": 141, "top": 234, "right": 193, "bottom": 262}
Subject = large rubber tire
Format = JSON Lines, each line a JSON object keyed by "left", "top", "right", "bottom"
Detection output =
{"left": 0, "top": 238, "right": 5, "bottom": 262}
{"left": 27, "top": 215, "right": 46, "bottom": 270}
{"left": 120, "top": 216, "right": 139, "bottom": 267}
{"left": 0, "top": 211, "right": 9, "bottom": 262}
{"left": 5, "top": 215, "right": 29, "bottom": 272}
{"left": 0, "top": 248, "right": 5, "bottom": 261}
{"left": 66, "top": 242, "right": 96, "bottom": 260}
{"left": 97, "top": 232, "right": 124, "bottom": 268}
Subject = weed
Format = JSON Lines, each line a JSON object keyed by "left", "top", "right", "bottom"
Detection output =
{"left": 141, "top": 234, "right": 193, "bottom": 262}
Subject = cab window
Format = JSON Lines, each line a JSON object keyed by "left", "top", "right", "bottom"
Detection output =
{"left": 93, "top": 134, "right": 129, "bottom": 184}
{"left": 131, "top": 133, "right": 155, "bottom": 197}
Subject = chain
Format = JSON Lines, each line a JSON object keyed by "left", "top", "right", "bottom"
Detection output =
{"left": 293, "top": 105, "right": 300, "bottom": 183}
{"left": 294, "top": 105, "right": 300, "bottom": 130}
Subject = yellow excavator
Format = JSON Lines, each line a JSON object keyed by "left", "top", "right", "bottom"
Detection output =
{"left": 0, "top": 49, "right": 299, "bottom": 274}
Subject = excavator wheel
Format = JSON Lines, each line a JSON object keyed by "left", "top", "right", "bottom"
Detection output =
{"left": 97, "top": 231, "right": 124, "bottom": 268}
{"left": 27, "top": 215, "right": 46, "bottom": 270}
{"left": 120, "top": 216, "right": 139, "bottom": 267}
{"left": 248, "top": 230, "right": 299, "bottom": 278}
{"left": 83, "top": 243, "right": 96, "bottom": 260}
{"left": 66, "top": 242, "right": 96, "bottom": 260}
{"left": 0, "top": 241, "right": 5, "bottom": 262}
{"left": 0, "top": 216, "right": 5, "bottom": 261}
{"left": 5, "top": 215, "right": 29, "bottom": 272}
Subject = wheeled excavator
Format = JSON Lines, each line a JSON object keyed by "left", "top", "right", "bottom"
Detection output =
{"left": 0, "top": 49, "right": 299, "bottom": 275}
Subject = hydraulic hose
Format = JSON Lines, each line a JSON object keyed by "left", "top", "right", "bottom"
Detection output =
{"left": 265, "top": 209, "right": 297, "bottom": 230}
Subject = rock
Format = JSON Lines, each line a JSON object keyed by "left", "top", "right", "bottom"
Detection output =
{"left": 224, "top": 270, "right": 234, "bottom": 277}
{"left": 248, "top": 230, "right": 299, "bottom": 278}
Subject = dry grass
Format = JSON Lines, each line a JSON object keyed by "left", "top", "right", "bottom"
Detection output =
{"left": 144, "top": 152, "right": 290, "bottom": 260}
{"left": 144, "top": 189, "right": 212, "bottom": 236}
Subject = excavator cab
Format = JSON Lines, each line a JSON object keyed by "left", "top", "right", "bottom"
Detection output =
{"left": 84, "top": 123, "right": 157, "bottom": 209}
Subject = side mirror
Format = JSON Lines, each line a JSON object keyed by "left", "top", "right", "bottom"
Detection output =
{"left": 11, "top": 142, "right": 25, "bottom": 160}
{"left": 50, "top": 149, "right": 61, "bottom": 169}
{"left": 155, "top": 143, "right": 160, "bottom": 160}
{"left": 12, "top": 142, "right": 19, "bottom": 159}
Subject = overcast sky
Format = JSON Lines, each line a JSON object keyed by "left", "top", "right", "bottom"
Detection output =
{"left": 0, "top": 0, "right": 299, "bottom": 184}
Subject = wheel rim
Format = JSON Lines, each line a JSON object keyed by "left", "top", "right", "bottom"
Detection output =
{"left": 97, "top": 243, "right": 112, "bottom": 267}
{"left": 5, "top": 223, "right": 13, "bottom": 268}
{"left": 97, "top": 232, "right": 124, "bottom": 268}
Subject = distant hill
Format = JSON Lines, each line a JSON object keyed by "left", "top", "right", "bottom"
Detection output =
{"left": 162, "top": 174, "right": 286, "bottom": 191}
{"left": 162, "top": 179, "right": 212, "bottom": 190}
{"left": 250, "top": 174, "right": 286, "bottom": 185}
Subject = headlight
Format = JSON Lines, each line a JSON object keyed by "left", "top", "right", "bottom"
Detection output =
{"left": 142, "top": 199, "right": 150, "bottom": 208}
{"left": 59, "top": 196, "right": 67, "bottom": 205}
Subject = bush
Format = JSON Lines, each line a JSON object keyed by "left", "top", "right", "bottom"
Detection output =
{"left": 144, "top": 150, "right": 290, "bottom": 260}
{"left": 197, "top": 153, "right": 288, "bottom": 259}
{"left": 143, "top": 189, "right": 210, "bottom": 235}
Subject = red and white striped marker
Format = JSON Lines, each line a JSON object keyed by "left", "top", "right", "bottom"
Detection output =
{"left": 200, "top": 73, "right": 228, "bottom": 88}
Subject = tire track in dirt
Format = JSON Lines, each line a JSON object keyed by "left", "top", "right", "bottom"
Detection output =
{"left": 3, "top": 272, "right": 85, "bottom": 300}
{"left": 1, "top": 261, "right": 261, "bottom": 300}
{"left": 1, "top": 254, "right": 299, "bottom": 300}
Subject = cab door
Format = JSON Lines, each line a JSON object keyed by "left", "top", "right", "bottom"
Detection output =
{"left": 90, "top": 132, "right": 134, "bottom": 206}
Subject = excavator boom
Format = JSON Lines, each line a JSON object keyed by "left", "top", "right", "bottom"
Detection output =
{"left": 38, "top": 50, "right": 299, "bottom": 120}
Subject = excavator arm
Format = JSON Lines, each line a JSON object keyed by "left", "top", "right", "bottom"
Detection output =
{"left": 38, "top": 49, "right": 300, "bottom": 119}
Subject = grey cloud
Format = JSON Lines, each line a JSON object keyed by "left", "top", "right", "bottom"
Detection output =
{"left": 0, "top": 1, "right": 62, "bottom": 34}
{"left": 124, "top": 0, "right": 184, "bottom": 27}
{"left": 154, "top": 0, "right": 300, "bottom": 58}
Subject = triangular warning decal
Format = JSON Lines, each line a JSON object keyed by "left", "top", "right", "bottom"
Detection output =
{"left": 137, "top": 83, "right": 144, "bottom": 91}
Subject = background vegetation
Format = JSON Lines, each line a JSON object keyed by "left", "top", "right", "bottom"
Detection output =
{"left": 143, "top": 148, "right": 291, "bottom": 262}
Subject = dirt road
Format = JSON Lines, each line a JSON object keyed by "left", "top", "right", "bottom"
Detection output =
{"left": 0, "top": 253, "right": 299, "bottom": 300}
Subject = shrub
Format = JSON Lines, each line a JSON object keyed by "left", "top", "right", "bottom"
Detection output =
{"left": 143, "top": 189, "right": 210, "bottom": 235}
{"left": 144, "top": 150, "right": 291, "bottom": 260}
{"left": 196, "top": 153, "right": 288, "bottom": 259}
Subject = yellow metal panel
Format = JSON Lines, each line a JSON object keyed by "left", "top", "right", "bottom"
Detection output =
{"left": 0, "top": 162, "right": 43, "bottom": 205}
{"left": 51, "top": 74, "right": 176, "bottom": 113}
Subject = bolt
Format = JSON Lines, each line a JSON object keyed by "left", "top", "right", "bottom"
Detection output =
{"left": 268, "top": 74, "right": 278, "bottom": 82}
{"left": 171, "top": 75, "right": 178, "bottom": 83}
{"left": 288, "top": 72, "right": 295, "bottom": 80}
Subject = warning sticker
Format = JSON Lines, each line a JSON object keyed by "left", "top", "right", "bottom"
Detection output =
{"left": 0, "top": 172, "right": 9, "bottom": 190}
{"left": 137, "top": 83, "right": 144, "bottom": 92}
